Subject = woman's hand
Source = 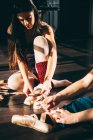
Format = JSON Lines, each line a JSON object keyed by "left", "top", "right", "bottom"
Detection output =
{"left": 42, "top": 79, "right": 61, "bottom": 110}
{"left": 48, "top": 108, "right": 78, "bottom": 124}
{"left": 34, "top": 80, "right": 52, "bottom": 97}
{"left": 41, "top": 80, "right": 52, "bottom": 97}
{"left": 42, "top": 94, "right": 61, "bottom": 110}
{"left": 23, "top": 80, "right": 34, "bottom": 96}
{"left": 42, "top": 95, "right": 56, "bottom": 110}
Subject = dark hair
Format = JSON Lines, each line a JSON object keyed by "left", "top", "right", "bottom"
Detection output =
{"left": 13, "top": 0, "right": 37, "bottom": 14}
{"left": 8, "top": 0, "right": 40, "bottom": 70}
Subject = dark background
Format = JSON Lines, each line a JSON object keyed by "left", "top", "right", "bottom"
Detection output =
{"left": 59, "top": 0, "right": 91, "bottom": 40}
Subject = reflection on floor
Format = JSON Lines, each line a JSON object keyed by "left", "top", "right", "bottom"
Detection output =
{"left": 0, "top": 38, "right": 93, "bottom": 140}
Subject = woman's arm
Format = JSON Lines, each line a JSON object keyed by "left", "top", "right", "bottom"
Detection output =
{"left": 42, "top": 22, "right": 57, "bottom": 82}
{"left": 55, "top": 70, "right": 93, "bottom": 102}
{"left": 17, "top": 59, "right": 28, "bottom": 82}
{"left": 74, "top": 108, "right": 93, "bottom": 123}
{"left": 17, "top": 58, "right": 33, "bottom": 94}
{"left": 43, "top": 69, "right": 93, "bottom": 109}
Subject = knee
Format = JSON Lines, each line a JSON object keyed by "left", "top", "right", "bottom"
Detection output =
{"left": 33, "top": 36, "right": 49, "bottom": 56}
{"left": 7, "top": 72, "right": 24, "bottom": 91}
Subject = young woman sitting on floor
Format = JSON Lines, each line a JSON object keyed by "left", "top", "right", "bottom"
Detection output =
{"left": 7, "top": 0, "right": 71, "bottom": 103}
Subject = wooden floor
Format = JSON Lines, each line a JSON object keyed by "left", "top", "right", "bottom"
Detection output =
{"left": 0, "top": 38, "right": 93, "bottom": 140}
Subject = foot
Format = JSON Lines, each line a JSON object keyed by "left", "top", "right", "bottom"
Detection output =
{"left": 24, "top": 92, "right": 44, "bottom": 106}
{"left": 53, "top": 79, "right": 72, "bottom": 88}
{"left": 60, "top": 80, "right": 72, "bottom": 87}
{"left": 24, "top": 95, "right": 37, "bottom": 106}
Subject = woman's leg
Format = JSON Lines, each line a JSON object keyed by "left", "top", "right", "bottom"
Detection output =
{"left": 8, "top": 71, "right": 24, "bottom": 91}
{"left": 7, "top": 71, "right": 36, "bottom": 91}
{"left": 34, "top": 36, "right": 72, "bottom": 88}
{"left": 51, "top": 79, "right": 72, "bottom": 88}
{"left": 34, "top": 36, "right": 49, "bottom": 84}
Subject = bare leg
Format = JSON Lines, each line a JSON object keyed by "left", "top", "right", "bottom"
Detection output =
{"left": 34, "top": 36, "right": 72, "bottom": 88}
{"left": 34, "top": 36, "right": 49, "bottom": 63}
{"left": 52, "top": 79, "right": 72, "bottom": 88}
{"left": 34, "top": 36, "right": 49, "bottom": 83}
{"left": 7, "top": 71, "right": 36, "bottom": 91}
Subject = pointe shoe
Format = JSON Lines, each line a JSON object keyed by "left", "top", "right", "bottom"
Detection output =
{"left": 24, "top": 95, "right": 37, "bottom": 106}
{"left": 24, "top": 91, "right": 44, "bottom": 106}
{"left": 33, "top": 100, "right": 45, "bottom": 114}
{"left": 34, "top": 84, "right": 43, "bottom": 96}
{"left": 11, "top": 114, "right": 53, "bottom": 133}
{"left": 24, "top": 84, "right": 43, "bottom": 106}
{"left": 32, "top": 94, "right": 45, "bottom": 113}
{"left": 24, "top": 83, "right": 51, "bottom": 107}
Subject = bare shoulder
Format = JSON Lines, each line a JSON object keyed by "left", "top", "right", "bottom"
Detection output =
{"left": 40, "top": 21, "right": 54, "bottom": 34}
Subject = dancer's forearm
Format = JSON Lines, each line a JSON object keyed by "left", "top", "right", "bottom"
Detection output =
{"left": 55, "top": 72, "right": 93, "bottom": 101}
{"left": 74, "top": 108, "right": 93, "bottom": 123}
{"left": 44, "top": 42, "right": 57, "bottom": 82}
{"left": 17, "top": 59, "right": 29, "bottom": 83}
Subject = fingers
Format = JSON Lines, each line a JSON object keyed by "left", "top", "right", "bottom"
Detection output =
{"left": 46, "top": 110, "right": 57, "bottom": 122}
{"left": 34, "top": 84, "right": 43, "bottom": 91}
{"left": 40, "top": 84, "right": 47, "bottom": 94}
{"left": 23, "top": 90, "right": 31, "bottom": 96}
{"left": 47, "top": 110, "right": 61, "bottom": 123}
{"left": 43, "top": 103, "right": 51, "bottom": 110}
{"left": 42, "top": 90, "right": 50, "bottom": 98}
{"left": 49, "top": 109, "right": 73, "bottom": 124}
{"left": 42, "top": 96, "right": 54, "bottom": 110}
{"left": 47, "top": 109, "right": 65, "bottom": 123}
{"left": 23, "top": 86, "right": 34, "bottom": 96}
{"left": 43, "top": 97, "right": 52, "bottom": 104}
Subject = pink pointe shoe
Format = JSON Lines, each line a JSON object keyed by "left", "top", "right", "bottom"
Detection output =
{"left": 24, "top": 84, "right": 43, "bottom": 106}
{"left": 11, "top": 113, "right": 53, "bottom": 133}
